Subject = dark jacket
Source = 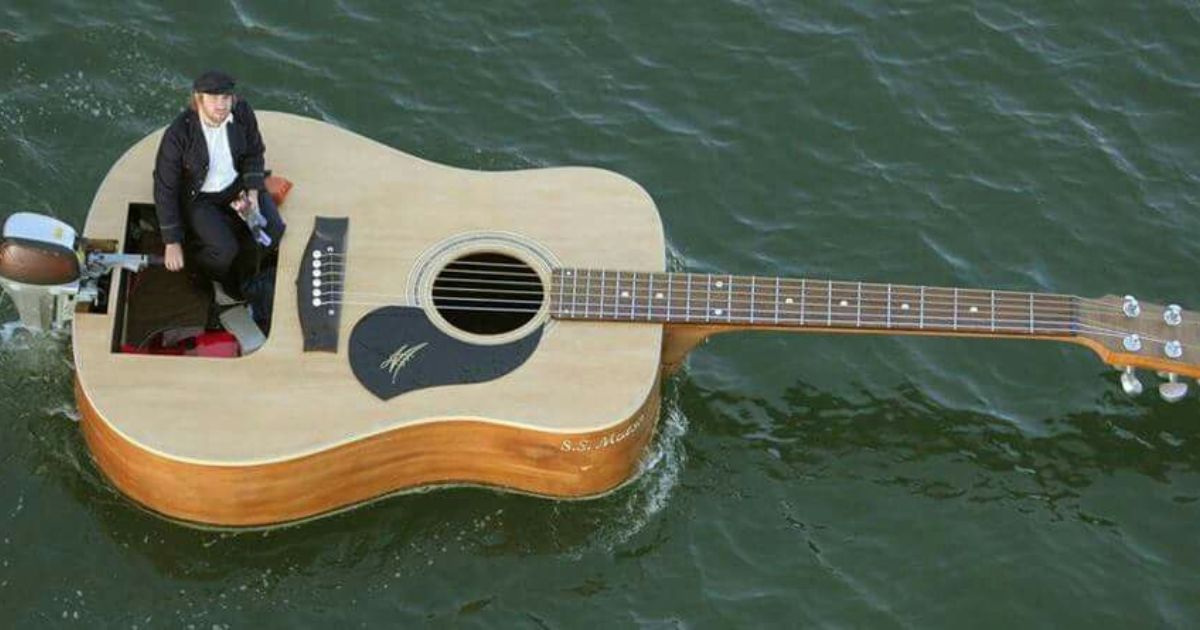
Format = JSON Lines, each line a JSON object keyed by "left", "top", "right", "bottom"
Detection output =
{"left": 152, "top": 99, "right": 267, "bottom": 244}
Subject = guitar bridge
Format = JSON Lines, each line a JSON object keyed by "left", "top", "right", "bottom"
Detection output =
{"left": 296, "top": 216, "right": 349, "bottom": 352}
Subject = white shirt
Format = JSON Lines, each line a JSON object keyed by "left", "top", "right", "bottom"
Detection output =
{"left": 199, "top": 112, "right": 238, "bottom": 192}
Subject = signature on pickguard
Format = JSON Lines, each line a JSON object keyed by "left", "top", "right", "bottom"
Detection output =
{"left": 380, "top": 342, "right": 429, "bottom": 383}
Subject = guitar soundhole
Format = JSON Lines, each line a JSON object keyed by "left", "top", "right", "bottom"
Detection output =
{"left": 432, "top": 252, "right": 543, "bottom": 335}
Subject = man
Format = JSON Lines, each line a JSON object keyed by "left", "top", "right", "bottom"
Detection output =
{"left": 152, "top": 70, "right": 285, "bottom": 300}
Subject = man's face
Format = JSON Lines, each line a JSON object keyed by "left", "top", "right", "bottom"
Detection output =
{"left": 196, "top": 93, "right": 233, "bottom": 125}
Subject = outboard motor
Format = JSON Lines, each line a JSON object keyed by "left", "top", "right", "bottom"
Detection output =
{"left": 0, "top": 212, "right": 154, "bottom": 333}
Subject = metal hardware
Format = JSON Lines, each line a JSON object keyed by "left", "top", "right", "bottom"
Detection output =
{"left": 0, "top": 213, "right": 153, "bottom": 334}
{"left": 1164, "top": 340, "right": 1183, "bottom": 359}
{"left": 1164, "top": 304, "right": 1182, "bottom": 326}
{"left": 1123, "top": 334, "right": 1142, "bottom": 352}
{"left": 1120, "top": 367, "right": 1143, "bottom": 396}
{"left": 1159, "top": 373, "right": 1188, "bottom": 402}
{"left": 1123, "top": 295, "right": 1140, "bottom": 318}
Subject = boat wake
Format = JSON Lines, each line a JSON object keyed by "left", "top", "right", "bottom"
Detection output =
{"left": 580, "top": 377, "right": 690, "bottom": 553}
{"left": 0, "top": 320, "right": 19, "bottom": 345}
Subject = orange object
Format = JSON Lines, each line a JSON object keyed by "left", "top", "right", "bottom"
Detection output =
{"left": 265, "top": 175, "right": 293, "bottom": 207}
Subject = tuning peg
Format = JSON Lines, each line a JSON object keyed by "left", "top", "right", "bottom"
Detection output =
{"left": 1120, "top": 367, "right": 1143, "bottom": 396}
{"left": 1159, "top": 373, "right": 1188, "bottom": 403}
{"left": 1164, "top": 304, "right": 1182, "bottom": 326}
{"left": 1123, "top": 295, "right": 1141, "bottom": 318}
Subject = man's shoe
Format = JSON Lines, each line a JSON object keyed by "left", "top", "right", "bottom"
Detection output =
{"left": 212, "top": 280, "right": 245, "bottom": 307}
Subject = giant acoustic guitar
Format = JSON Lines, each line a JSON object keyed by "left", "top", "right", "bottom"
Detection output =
{"left": 17, "top": 112, "right": 1199, "bottom": 527}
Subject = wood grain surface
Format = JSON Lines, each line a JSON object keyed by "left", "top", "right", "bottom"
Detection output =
{"left": 79, "top": 377, "right": 661, "bottom": 527}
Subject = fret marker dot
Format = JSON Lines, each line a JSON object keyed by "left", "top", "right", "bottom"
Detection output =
{"left": 785, "top": 298, "right": 794, "bottom": 304}
{"left": 715, "top": 281, "right": 724, "bottom": 288}
{"left": 839, "top": 299, "right": 849, "bottom": 307}
{"left": 565, "top": 271, "right": 572, "bottom": 276}
{"left": 901, "top": 303, "right": 910, "bottom": 310}
{"left": 655, "top": 292, "right": 664, "bottom": 299}
{"left": 621, "top": 291, "right": 630, "bottom": 298}
{"left": 715, "top": 308, "right": 723, "bottom": 315}
{"left": 969, "top": 306, "right": 979, "bottom": 313}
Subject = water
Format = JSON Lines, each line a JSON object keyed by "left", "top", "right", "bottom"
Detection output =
{"left": 2, "top": 1, "right": 1199, "bottom": 626}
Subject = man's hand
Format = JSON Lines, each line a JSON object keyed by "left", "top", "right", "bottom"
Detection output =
{"left": 164, "top": 242, "right": 184, "bottom": 271}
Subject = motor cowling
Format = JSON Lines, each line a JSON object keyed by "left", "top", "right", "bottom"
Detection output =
{"left": 0, "top": 212, "right": 86, "bottom": 333}
{"left": 0, "top": 213, "right": 82, "bottom": 286}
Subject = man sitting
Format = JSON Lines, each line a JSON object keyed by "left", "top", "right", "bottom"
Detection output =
{"left": 151, "top": 70, "right": 286, "bottom": 345}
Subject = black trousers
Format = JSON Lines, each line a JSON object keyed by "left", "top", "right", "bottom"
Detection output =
{"left": 184, "top": 182, "right": 286, "bottom": 297}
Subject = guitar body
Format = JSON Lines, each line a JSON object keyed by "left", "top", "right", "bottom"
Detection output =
{"left": 74, "top": 112, "right": 666, "bottom": 527}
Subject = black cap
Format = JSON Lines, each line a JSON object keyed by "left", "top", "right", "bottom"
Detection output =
{"left": 192, "top": 70, "right": 236, "bottom": 95}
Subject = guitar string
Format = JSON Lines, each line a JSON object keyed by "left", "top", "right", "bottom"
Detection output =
{"left": 314, "top": 256, "right": 1147, "bottom": 312}
{"left": 312, "top": 299, "right": 1162, "bottom": 344}
{"left": 334, "top": 282, "right": 1093, "bottom": 319}
{"left": 315, "top": 259, "right": 1140, "bottom": 311}
{"left": 311, "top": 270, "right": 1135, "bottom": 327}
{"left": 331, "top": 288, "right": 1091, "bottom": 321}
{"left": 317, "top": 282, "right": 1160, "bottom": 343}
{"left": 307, "top": 267, "right": 1186, "bottom": 331}
{"left": 306, "top": 269, "right": 1188, "bottom": 347}
{"left": 313, "top": 260, "right": 1172, "bottom": 319}
{"left": 314, "top": 256, "right": 1168, "bottom": 317}
{"left": 314, "top": 291, "right": 1138, "bottom": 338}
{"left": 321, "top": 277, "right": 1124, "bottom": 325}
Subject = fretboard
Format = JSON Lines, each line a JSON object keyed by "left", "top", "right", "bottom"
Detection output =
{"left": 549, "top": 269, "right": 1079, "bottom": 337}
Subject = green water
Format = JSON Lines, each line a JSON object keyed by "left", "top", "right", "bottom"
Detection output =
{"left": 2, "top": 1, "right": 1199, "bottom": 626}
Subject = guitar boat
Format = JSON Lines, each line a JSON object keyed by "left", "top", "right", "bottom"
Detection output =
{"left": 1, "top": 112, "right": 1197, "bottom": 528}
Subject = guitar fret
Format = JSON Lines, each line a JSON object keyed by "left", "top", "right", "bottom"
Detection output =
{"left": 750, "top": 276, "right": 756, "bottom": 324}
{"left": 720, "top": 273, "right": 729, "bottom": 321}
{"left": 856, "top": 281, "right": 862, "bottom": 327}
{"left": 686, "top": 273, "right": 693, "bottom": 323}
{"left": 1029, "top": 293, "right": 1034, "bottom": 333}
{"left": 617, "top": 271, "right": 624, "bottom": 319}
{"left": 953, "top": 287, "right": 958, "bottom": 331}
{"left": 827, "top": 280, "right": 833, "bottom": 326}
{"left": 582, "top": 269, "right": 590, "bottom": 318}
{"left": 558, "top": 270, "right": 567, "bottom": 316}
{"left": 773, "top": 277, "right": 780, "bottom": 325}
{"left": 666, "top": 272, "right": 673, "bottom": 321}
{"left": 706, "top": 273, "right": 712, "bottom": 323}
{"left": 919, "top": 286, "right": 925, "bottom": 329}
{"left": 800, "top": 278, "right": 806, "bottom": 325}
{"left": 571, "top": 269, "right": 578, "bottom": 317}
{"left": 600, "top": 268, "right": 609, "bottom": 319}
{"left": 990, "top": 289, "right": 995, "bottom": 333}
{"left": 630, "top": 272, "right": 637, "bottom": 320}
{"left": 886, "top": 283, "right": 892, "bottom": 328}
{"left": 647, "top": 273, "right": 654, "bottom": 321}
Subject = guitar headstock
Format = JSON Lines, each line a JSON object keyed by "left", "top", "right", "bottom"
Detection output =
{"left": 1077, "top": 294, "right": 1200, "bottom": 401}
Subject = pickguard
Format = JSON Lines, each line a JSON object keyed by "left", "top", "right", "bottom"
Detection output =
{"left": 348, "top": 307, "right": 542, "bottom": 400}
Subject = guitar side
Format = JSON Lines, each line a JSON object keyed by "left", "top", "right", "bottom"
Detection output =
{"left": 78, "top": 377, "right": 661, "bottom": 527}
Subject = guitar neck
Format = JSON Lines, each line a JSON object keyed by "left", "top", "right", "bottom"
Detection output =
{"left": 549, "top": 269, "right": 1080, "bottom": 338}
